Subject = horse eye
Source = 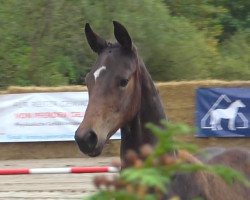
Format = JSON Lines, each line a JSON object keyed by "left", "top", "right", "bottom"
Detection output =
{"left": 119, "top": 79, "right": 129, "bottom": 87}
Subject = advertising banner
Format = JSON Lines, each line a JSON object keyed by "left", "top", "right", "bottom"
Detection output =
{"left": 0, "top": 92, "right": 120, "bottom": 142}
{"left": 196, "top": 88, "right": 250, "bottom": 137}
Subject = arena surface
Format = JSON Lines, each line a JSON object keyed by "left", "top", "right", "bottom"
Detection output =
{"left": 0, "top": 157, "right": 118, "bottom": 200}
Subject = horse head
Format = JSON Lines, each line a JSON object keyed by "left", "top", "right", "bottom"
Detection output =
{"left": 234, "top": 100, "right": 246, "bottom": 108}
{"left": 75, "top": 21, "right": 141, "bottom": 157}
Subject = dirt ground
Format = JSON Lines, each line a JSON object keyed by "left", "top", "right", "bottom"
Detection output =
{"left": 0, "top": 157, "right": 118, "bottom": 200}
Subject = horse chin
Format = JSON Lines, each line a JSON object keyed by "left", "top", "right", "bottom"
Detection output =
{"left": 87, "top": 142, "right": 104, "bottom": 157}
{"left": 88, "top": 151, "right": 102, "bottom": 157}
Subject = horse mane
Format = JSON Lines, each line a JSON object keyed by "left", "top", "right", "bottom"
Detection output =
{"left": 120, "top": 48, "right": 166, "bottom": 160}
{"left": 106, "top": 41, "right": 138, "bottom": 54}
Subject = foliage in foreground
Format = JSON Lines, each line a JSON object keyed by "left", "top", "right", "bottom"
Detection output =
{"left": 87, "top": 121, "right": 249, "bottom": 200}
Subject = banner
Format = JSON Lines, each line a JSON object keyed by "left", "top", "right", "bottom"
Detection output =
{"left": 0, "top": 92, "right": 120, "bottom": 142}
{"left": 196, "top": 88, "right": 250, "bottom": 137}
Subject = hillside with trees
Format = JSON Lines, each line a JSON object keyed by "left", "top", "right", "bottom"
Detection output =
{"left": 0, "top": 0, "right": 249, "bottom": 88}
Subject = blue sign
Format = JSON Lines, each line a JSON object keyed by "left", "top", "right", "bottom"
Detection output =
{"left": 196, "top": 88, "right": 250, "bottom": 137}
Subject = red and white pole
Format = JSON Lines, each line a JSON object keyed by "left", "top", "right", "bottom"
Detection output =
{"left": 0, "top": 166, "right": 119, "bottom": 175}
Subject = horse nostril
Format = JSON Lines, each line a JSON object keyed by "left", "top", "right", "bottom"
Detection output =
{"left": 75, "top": 129, "right": 98, "bottom": 154}
{"left": 84, "top": 130, "right": 97, "bottom": 150}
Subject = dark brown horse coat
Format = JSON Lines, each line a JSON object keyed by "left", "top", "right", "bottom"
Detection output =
{"left": 75, "top": 21, "right": 166, "bottom": 159}
{"left": 167, "top": 148, "right": 250, "bottom": 200}
{"left": 75, "top": 21, "right": 250, "bottom": 200}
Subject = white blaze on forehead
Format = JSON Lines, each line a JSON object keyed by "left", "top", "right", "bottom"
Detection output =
{"left": 94, "top": 66, "right": 106, "bottom": 81}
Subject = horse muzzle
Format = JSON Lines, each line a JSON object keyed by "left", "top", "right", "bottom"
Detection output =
{"left": 74, "top": 129, "right": 103, "bottom": 157}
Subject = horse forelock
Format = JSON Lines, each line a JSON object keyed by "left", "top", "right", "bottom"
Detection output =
{"left": 103, "top": 41, "right": 138, "bottom": 56}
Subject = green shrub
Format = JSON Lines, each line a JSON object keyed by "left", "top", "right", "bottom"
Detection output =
{"left": 87, "top": 121, "right": 249, "bottom": 200}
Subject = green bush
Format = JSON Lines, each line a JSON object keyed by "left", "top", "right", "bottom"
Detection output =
{"left": 213, "top": 29, "right": 250, "bottom": 80}
{"left": 87, "top": 122, "right": 249, "bottom": 200}
{"left": 0, "top": 0, "right": 249, "bottom": 88}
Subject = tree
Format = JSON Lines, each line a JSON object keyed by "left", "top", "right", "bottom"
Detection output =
{"left": 213, "top": 29, "right": 250, "bottom": 80}
{"left": 164, "top": 0, "right": 227, "bottom": 47}
{"left": 0, "top": 0, "right": 88, "bottom": 87}
{"left": 0, "top": 0, "right": 248, "bottom": 88}
{"left": 82, "top": 0, "right": 217, "bottom": 80}
{"left": 211, "top": 0, "right": 250, "bottom": 41}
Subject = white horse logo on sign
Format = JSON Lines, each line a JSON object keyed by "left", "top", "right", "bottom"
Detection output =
{"left": 210, "top": 100, "right": 246, "bottom": 131}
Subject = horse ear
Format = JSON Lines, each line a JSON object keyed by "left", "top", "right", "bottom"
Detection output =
{"left": 85, "top": 23, "right": 107, "bottom": 54}
{"left": 113, "top": 21, "right": 132, "bottom": 51}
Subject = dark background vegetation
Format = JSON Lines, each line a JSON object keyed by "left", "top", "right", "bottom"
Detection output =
{"left": 0, "top": 0, "right": 249, "bottom": 88}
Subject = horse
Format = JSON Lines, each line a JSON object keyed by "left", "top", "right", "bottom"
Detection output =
{"left": 75, "top": 21, "right": 166, "bottom": 160}
{"left": 75, "top": 21, "right": 249, "bottom": 200}
{"left": 210, "top": 100, "right": 246, "bottom": 131}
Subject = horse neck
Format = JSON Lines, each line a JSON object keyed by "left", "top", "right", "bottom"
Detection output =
{"left": 120, "top": 59, "right": 166, "bottom": 160}
{"left": 139, "top": 60, "right": 166, "bottom": 137}
{"left": 228, "top": 103, "right": 239, "bottom": 113}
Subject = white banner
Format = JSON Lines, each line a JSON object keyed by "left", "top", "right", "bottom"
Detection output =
{"left": 0, "top": 92, "right": 120, "bottom": 142}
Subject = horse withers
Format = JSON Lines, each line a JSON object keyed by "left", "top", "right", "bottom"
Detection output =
{"left": 75, "top": 21, "right": 166, "bottom": 159}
